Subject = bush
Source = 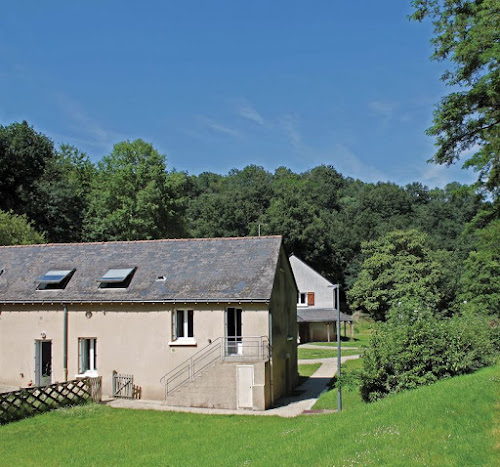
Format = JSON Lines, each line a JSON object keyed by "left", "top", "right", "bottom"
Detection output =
{"left": 360, "top": 303, "right": 498, "bottom": 402}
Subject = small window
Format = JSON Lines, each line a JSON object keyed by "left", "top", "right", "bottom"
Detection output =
{"left": 174, "top": 310, "right": 194, "bottom": 340}
{"left": 78, "top": 338, "right": 97, "bottom": 374}
{"left": 98, "top": 267, "right": 136, "bottom": 289}
{"left": 297, "top": 292, "right": 307, "bottom": 305}
{"left": 37, "top": 269, "right": 75, "bottom": 290}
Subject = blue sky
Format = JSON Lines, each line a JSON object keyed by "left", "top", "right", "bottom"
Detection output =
{"left": 0, "top": 1, "right": 475, "bottom": 188}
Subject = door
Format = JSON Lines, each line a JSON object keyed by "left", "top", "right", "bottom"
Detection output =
{"left": 35, "top": 340, "right": 52, "bottom": 386}
{"left": 237, "top": 365, "right": 253, "bottom": 409}
{"left": 226, "top": 308, "right": 242, "bottom": 355}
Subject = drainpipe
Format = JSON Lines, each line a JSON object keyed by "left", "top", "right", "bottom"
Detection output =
{"left": 268, "top": 312, "right": 274, "bottom": 406}
{"left": 63, "top": 304, "right": 68, "bottom": 381}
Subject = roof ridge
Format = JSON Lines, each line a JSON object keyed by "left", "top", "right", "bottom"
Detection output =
{"left": 0, "top": 235, "right": 283, "bottom": 249}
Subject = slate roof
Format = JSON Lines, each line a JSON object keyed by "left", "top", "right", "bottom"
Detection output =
{"left": 297, "top": 308, "right": 353, "bottom": 323}
{"left": 0, "top": 236, "right": 283, "bottom": 304}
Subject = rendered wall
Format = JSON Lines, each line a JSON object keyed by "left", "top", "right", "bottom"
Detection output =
{"left": 289, "top": 255, "right": 335, "bottom": 309}
{"left": 268, "top": 249, "right": 298, "bottom": 403}
{"left": 0, "top": 302, "right": 270, "bottom": 402}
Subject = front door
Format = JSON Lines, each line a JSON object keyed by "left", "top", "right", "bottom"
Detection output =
{"left": 226, "top": 308, "right": 242, "bottom": 355}
{"left": 237, "top": 365, "right": 253, "bottom": 409}
{"left": 35, "top": 340, "right": 52, "bottom": 386}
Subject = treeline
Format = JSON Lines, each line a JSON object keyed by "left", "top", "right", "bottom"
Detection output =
{"left": 0, "top": 121, "right": 488, "bottom": 287}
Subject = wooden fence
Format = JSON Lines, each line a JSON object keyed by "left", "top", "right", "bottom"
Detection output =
{"left": 0, "top": 377, "right": 102, "bottom": 425}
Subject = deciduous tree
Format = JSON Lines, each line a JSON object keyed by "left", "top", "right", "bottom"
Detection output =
{"left": 411, "top": 0, "right": 500, "bottom": 198}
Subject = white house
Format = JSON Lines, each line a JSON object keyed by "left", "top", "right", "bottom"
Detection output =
{"left": 289, "top": 254, "right": 353, "bottom": 343}
{"left": 0, "top": 236, "right": 298, "bottom": 410}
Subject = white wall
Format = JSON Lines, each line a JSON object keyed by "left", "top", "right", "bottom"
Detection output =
{"left": 289, "top": 255, "right": 336, "bottom": 309}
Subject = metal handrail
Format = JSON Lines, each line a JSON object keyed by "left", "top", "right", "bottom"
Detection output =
{"left": 160, "top": 336, "right": 270, "bottom": 397}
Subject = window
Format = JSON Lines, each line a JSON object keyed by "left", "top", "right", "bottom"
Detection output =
{"left": 297, "top": 292, "right": 307, "bottom": 305}
{"left": 78, "top": 338, "right": 97, "bottom": 374}
{"left": 174, "top": 310, "right": 194, "bottom": 340}
{"left": 37, "top": 269, "right": 75, "bottom": 290}
{"left": 98, "top": 267, "right": 136, "bottom": 289}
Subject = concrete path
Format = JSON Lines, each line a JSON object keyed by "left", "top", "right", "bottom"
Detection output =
{"left": 106, "top": 354, "right": 360, "bottom": 418}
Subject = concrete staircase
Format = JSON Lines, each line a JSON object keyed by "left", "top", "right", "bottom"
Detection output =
{"left": 166, "top": 360, "right": 240, "bottom": 409}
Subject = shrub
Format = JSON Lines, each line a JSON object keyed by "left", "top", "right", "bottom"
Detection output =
{"left": 360, "top": 302, "right": 498, "bottom": 402}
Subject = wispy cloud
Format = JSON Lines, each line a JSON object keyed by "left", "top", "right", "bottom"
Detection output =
{"left": 279, "top": 113, "right": 301, "bottom": 149}
{"left": 419, "top": 163, "right": 476, "bottom": 188}
{"left": 368, "top": 100, "right": 399, "bottom": 119}
{"left": 328, "top": 144, "right": 389, "bottom": 183}
{"left": 236, "top": 102, "right": 265, "bottom": 125}
{"left": 199, "top": 116, "right": 242, "bottom": 138}
{"left": 56, "top": 93, "right": 123, "bottom": 150}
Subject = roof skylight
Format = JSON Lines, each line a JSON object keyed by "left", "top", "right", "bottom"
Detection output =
{"left": 98, "top": 267, "right": 136, "bottom": 288}
{"left": 37, "top": 269, "right": 75, "bottom": 290}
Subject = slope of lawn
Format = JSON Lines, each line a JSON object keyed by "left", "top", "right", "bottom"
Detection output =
{"left": 1, "top": 365, "right": 498, "bottom": 466}
{"left": 313, "top": 357, "right": 364, "bottom": 411}
{"left": 298, "top": 347, "right": 360, "bottom": 359}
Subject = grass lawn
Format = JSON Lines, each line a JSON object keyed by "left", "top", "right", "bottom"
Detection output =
{"left": 297, "top": 363, "right": 321, "bottom": 386}
{"left": 313, "top": 358, "right": 364, "bottom": 411}
{"left": 298, "top": 363, "right": 321, "bottom": 377}
{"left": 311, "top": 340, "right": 360, "bottom": 348}
{"left": 298, "top": 347, "right": 360, "bottom": 359}
{"left": 1, "top": 365, "right": 498, "bottom": 466}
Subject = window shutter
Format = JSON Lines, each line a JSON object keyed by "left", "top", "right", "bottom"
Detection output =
{"left": 307, "top": 292, "right": 315, "bottom": 306}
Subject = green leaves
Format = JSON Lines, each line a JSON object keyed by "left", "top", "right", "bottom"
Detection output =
{"left": 347, "top": 230, "right": 445, "bottom": 320}
{"left": 0, "top": 210, "right": 45, "bottom": 245}
{"left": 411, "top": 0, "right": 500, "bottom": 198}
{"left": 83, "top": 139, "right": 188, "bottom": 241}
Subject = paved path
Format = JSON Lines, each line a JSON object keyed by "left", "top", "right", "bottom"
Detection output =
{"left": 107, "top": 354, "right": 360, "bottom": 418}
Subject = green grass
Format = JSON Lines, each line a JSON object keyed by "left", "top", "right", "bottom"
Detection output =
{"left": 298, "top": 347, "right": 361, "bottom": 359}
{"left": 298, "top": 363, "right": 321, "bottom": 377}
{"left": 310, "top": 341, "right": 359, "bottom": 348}
{"left": 1, "top": 365, "right": 498, "bottom": 466}
{"left": 297, "top": 363, "right": 322, "bottom": 386}
{"left": 313, "top": 358, "right": 364, "bottom": 411}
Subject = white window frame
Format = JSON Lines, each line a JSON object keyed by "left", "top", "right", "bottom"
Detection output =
{"left": 170, "top": 310, "right": 196, "bottom": 345}
{"left": 78, "top": 338, "right": 97, "bottom": 376}
{"left": 298, "top": 292, "right": 307, "bottom": 306}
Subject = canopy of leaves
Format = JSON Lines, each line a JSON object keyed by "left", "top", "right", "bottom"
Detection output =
{"left": 347, "top": 230, "right": 448, "bottom": 320}
{"left": 411, "top": 0, "right": 500, "bottom": 198}
{"left": 0, "top": 121, "right": 55, "bottom": 215}
{"left": 458, "top": 219, "right": 500, "bottom": 316}
{"left": 83, "top": 139, "right": 188, "bottom": 241}
{"left": 0, "top": 210, "right": 45, "bottom": 245}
